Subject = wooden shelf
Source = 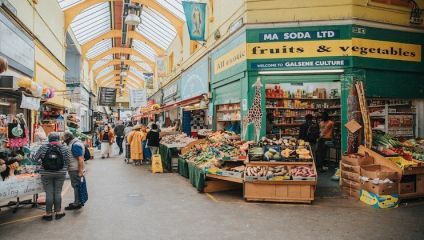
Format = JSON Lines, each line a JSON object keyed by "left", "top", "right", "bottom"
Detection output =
{"left": 267, "top": 107, "right": 340, "bottom": 110}
{"left": 368, "top": 104, "right": 410, "bottom": 108}
{"left": 266, "top": 97, "right": 340, "bottom": 100}
{"left": 216, "top": 109, "right": 241, "bottom": 112}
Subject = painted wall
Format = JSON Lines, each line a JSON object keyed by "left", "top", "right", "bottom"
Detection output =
{"left": 9, "top": 0, "right": 65, "bottom": 63}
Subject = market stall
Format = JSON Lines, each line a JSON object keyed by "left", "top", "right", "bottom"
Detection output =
{"left": 159, "top": 133, "right": 196, "bottom": 172}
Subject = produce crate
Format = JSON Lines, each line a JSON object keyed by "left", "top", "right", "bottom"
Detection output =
{"left": 243, "top": 162, "right": 316, "bottom": 203}
{"left": 220, "top": 170, "right": 243, "bottom": 179}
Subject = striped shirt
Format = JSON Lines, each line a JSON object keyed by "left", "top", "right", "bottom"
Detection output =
{"left": 32, "top": 142, "right": 70, "bottom": 176}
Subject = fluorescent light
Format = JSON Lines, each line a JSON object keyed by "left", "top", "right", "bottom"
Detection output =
{"left": 259, "top": 69, "right": 345, "bottom": 75}
{"left": 125, "top": 13, "right": 141, "bottom": 26}
{"left": 0, "top": 102, "right": 10, "bottom": 106}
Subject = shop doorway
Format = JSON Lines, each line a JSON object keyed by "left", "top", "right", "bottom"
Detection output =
{"left": 264, "top": 77, "right": 342, "bottom": 198}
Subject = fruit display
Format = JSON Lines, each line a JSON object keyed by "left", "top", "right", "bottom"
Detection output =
{"left": 267, "top": 166, "right": 289, "bottom": 178}
{"left": 290, "top": 166, "right": 316, "bottom": 178}
{"left": 245, "top": 166, "right": 268, "bottom": 178}
{"left": 264, "top": 146, "right": 281, "bottom": 160}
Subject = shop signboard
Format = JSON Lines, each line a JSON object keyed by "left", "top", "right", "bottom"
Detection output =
{"left": 0, "top": 12, "right": 34, "bottom": 77}
{"left": 20, "top": 94, "right": 40, "bottom": 110}
{"left": 98, "top": 87, "right": 117, "bottom": 106}
{"left": 129, "top": 88, "right": 147, "bottom": 108}
{"left": 246, "top": 25, "right": 423, "bottom": 71}
{"left": 0, "top": 175, "right": 43, "bottom": 201}
{"left": 181, "top": 57, "right": 209, "bottom": 100}
{"left": 150, "top": 90, "right": 163, "bottom": 105}
{"left": 182, "top": 1, "right": 207, "bottom": 41}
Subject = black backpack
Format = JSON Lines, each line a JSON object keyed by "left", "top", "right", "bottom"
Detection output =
{"left": 42, "top": 144, "right": 64, "bottom": 171}
{"left": 84, "top": 146, "right": 91, "bottom": 161}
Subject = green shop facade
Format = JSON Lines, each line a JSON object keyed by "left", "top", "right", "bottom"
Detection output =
{"left": 210, "top": 22, "right": 424, "bottom": 152}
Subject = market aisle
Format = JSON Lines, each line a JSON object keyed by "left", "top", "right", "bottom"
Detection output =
{"left": 1, "top": 154, "right": 424, "bottom": 240}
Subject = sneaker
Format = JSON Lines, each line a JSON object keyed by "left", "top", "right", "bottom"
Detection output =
{"left": 65, "top": 204, "right": 82, "bottom": 211}
{"left": 42, "top": 215, "right": 53, "bottom": 221}
{"left": 55, "top": 212, "right": 66, "bottom": 220}
{"left": 331, "top": 168, "right": 341, "bottom": 181}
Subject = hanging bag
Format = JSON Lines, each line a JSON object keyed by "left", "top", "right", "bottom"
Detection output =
{"left": 78, "top": 176, "right": 88, "bottom": 204}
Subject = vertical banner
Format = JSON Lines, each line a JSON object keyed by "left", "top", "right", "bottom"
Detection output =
{"left": 129, "top": 88, "right": 147, "bottom": 108}
{"left": 156, "top": 56, "right": 168, "bottom": 77}
{"left": 144, "top": 73, "right": 154, "bottom": 89}
{"left": 182, "top": 1, "right": 207, "bottom": 41}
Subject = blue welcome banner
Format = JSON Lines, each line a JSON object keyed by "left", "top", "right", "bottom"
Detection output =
{"left": 182, "top": 1, "right": 207, "bottom": 41}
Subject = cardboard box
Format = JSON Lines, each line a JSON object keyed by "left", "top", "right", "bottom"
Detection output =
{"left": 359, "top": 190, "right": 399, "bottom": 209}
{"left": 341, "top": 162, "right": 361, "bottom": 174}
{"left": 342, "top": 187, "right": 360, "bottom": 199}
{"left": 342, "top": 153, "right": 374, "bottom": 166}
{"left": 342, "top": 178, "right": 361, "bottom": 189}
{"left": 341, "top": 171, "right": 360, "bottom": 182}
{"left": 400, "top": 182, "right": 415, "bottom": 194}
{"left": 360, "top": 165, "right": 400, "bottom": 180}
{"left": 361, "top": 181, "right": 398, "bottom": 195}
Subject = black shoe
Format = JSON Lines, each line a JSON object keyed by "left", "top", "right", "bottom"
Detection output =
{"left": 42, "top": 215, "right": 53, "bottom": 221}
{"left": 65, "top": 204, "right": 82, "bottom": 211}
{"left": 55, "top": 212, "right": 66, "bottom": 220}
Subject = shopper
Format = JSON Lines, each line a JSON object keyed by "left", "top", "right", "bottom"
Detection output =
{"left": 114, "top": 120, "right": 125, "bottom": 155}
{"left": 299, "top": 114, "right": 319, "bottom": 145}
{"left": 99, "top": 125, "right": 114, "bottom": 158}
{"left": 315, "top": 112, "right": 335, "bottom": 172}
{"left": 127, "top": 124, "right": 146, "bottom": 166}
{"left": 62, "top": 132, "right": 85, "bottom": 210}
{"left": 32, "top": 132, "right": 70, "bottom": 221}
{"left": 146, "top": 123, "right": 160, "bottom": 155}
{"left": 0, "top": 56, "right": 7, "bottom": 73}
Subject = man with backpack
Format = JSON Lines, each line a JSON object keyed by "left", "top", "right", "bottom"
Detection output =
{"left": 62, "top": 131, "right": 86, "bottom": 210}
{"left": 33, "top": 132, "right": 70, "bottom": 221}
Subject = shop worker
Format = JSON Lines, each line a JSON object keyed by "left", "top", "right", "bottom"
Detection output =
{"left": 299, "top": 114, "right": 319, "bottom": 146}
{"left": 33, "top": 132, "right": 70, "bottom": 221}
{"left": 315, "top": 112, "right": 335, "bottom": 172}
{"left": 114, "top": 120, "right": 125, "bottom": 155}
{"left": 0, "top": 56, "right": 8, "bottom": 73}
{"left": 146, "top": 123, "right": 160, "bottom": 155}
{"left": 62, "top": 131, "right": 85, "bottom": 210}
{"left": 127, "top": 124, "right": 146, "bottom": 166}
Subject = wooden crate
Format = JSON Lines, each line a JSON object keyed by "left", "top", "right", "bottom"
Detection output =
{"left": 243, "top": 151, "right": 316, "bottom": 203}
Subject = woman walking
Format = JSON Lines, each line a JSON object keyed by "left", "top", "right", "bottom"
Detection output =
{"left": 146, "top": 123, "right": 160, "bottom": 155}
{"left": 127, "top": 124, "right": 146, "bottom": 166}
{"left": 99, "top": 125, "right": 114, "bottom": 158}
{"left": 32, "top": 132, "right": 70, "bottom": 221}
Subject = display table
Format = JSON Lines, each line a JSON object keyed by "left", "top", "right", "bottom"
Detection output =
{"left": 178, "top": 158, "right": 189, "bottom": 178}
{"left": 187, "top": 162, "right": 205, "bottom": 192}
{"left": 159, "top": 144, "right": 174, "bottom": 172}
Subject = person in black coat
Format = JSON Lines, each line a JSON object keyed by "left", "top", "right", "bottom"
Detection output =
{"left": 146, "top": 124, "right": 160, "bottom": 154}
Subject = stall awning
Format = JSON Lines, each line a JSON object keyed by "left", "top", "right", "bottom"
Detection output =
{"left": 159, "top": 95, "right": 206, "bottom": 112}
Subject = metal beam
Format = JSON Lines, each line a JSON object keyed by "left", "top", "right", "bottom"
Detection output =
{"left": 93, "top": 59, "right": 149, "bottom": 79}
{"left": 88, "top": 47, "right": 155, "bottom": 70}
{"left": 65, "top": 0, "right": 183, "bottom": 42}
{"left": 81, "top": 30, "right": 165, "bottom": 55}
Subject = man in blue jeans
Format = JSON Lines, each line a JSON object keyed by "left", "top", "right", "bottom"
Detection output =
{"left": 62, "top": 132, "right": 85, "bottom": 210}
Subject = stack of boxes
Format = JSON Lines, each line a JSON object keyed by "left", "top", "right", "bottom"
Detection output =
{"left": 341, "top": 153, "right": 374, "bottom": 198}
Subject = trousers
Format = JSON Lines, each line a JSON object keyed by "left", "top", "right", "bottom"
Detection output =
{"left": 69, "top": 171, "right": 81, "bottom": 205}
{"left": 41, "top": 174, "right": 65, "bottom": 213}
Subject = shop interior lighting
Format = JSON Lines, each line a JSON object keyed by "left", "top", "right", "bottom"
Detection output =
{"left": 120, "top": 71, "right": 128, "bottom": 77}
{"left": 0, "top": 102, "right": 10, "bottom": 106}
{"left": 259, "top": 69, "right": 345, "bottom": 75}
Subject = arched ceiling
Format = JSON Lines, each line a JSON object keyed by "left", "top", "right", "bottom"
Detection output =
{"left": 58, "top": 0, "right": 185, "bottom": 90}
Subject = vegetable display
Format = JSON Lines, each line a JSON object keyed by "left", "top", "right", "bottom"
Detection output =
{"left": 290, "top": 166, "right": 316, "bottom": 178}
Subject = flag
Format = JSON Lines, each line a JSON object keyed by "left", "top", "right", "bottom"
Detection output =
{"left": 182, "top": 1, "right": 207, "bottom": 41}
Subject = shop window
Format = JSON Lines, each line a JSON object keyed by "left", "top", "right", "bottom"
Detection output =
{"left": 168, "top": 53, "right": 174, "bottom": 73}
{"left": 190, "top": 41, "right": 199, "bottom": 55}
{"left": 370, "top": 0, "right": 411, "bottom": 8}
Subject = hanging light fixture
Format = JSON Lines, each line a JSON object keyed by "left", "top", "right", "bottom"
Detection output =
{"left": 120, "top": 71, "right": 128, "bottom": 77}
{"left": 125, "top": 4, "right": 142, "bottom": 26}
